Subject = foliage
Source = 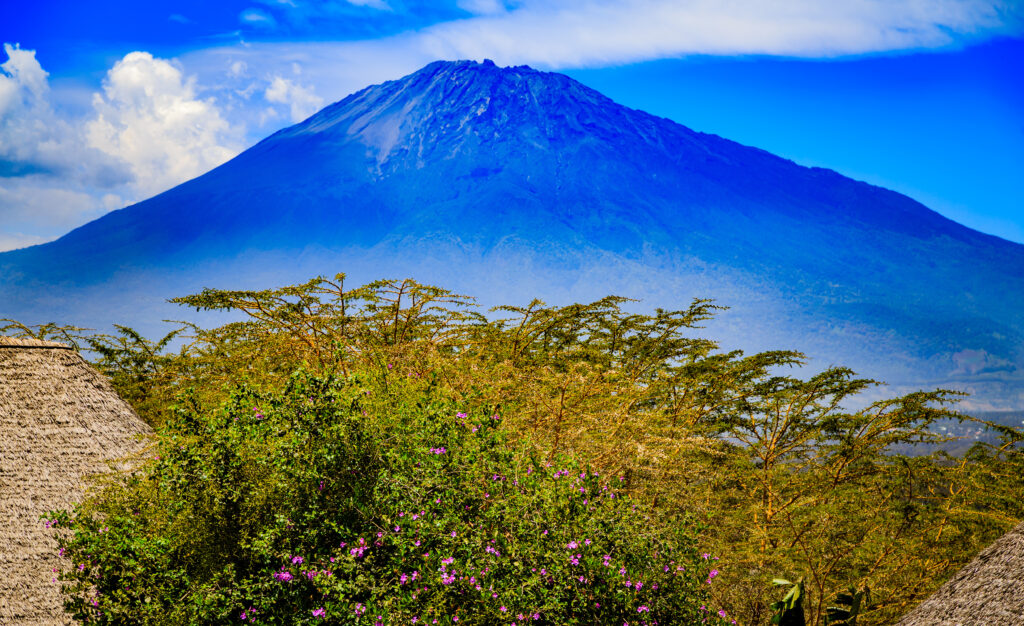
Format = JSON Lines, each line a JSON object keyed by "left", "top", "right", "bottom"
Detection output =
{"left": 49, "top": 368, "right": 727, "bottom": 624}
{"left": 33, "top": 273, "right": 1024, "bottom": 625}
{"left": 770, "top": 579, "right": 804, "bottom": 626}
{"left": 83, "top": 325, "right": 189, "bottom": 425}
{"left": 825, "top": 586, "right": 868, "bottom": 625}
{"left": 0, "top": 318, "right": 91, "bottom": 349}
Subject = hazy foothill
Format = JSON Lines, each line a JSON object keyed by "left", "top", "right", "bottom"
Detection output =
{"left": 2, "top": 59, "right": 1024, "bottom": 625}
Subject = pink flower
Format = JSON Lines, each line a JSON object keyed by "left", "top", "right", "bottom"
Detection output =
{"left": 273, "top": 570, "right": 293, "bottom": 582}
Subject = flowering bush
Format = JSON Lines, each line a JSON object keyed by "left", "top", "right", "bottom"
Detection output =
{"left": 31, "top": 274, "right": 1024, "bottom": 624}
{"left": 49, "top": 369, "right": 729, "bottom": 624}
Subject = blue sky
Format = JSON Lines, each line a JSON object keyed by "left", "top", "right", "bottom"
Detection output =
{"left": 1, "top": 0, "right": 1022, "bottom": 251}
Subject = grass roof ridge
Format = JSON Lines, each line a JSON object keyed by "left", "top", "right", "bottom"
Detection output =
{"left": 0, "top": 336, "right": 72, "bottom": 349}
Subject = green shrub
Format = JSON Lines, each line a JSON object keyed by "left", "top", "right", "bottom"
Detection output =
{"left": 34, "top": 273, "right": 1023, "bottom": 625}
{"left": 49, "top": 368, "right": 730, "bottom": 625}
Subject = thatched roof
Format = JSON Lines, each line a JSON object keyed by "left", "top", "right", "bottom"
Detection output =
{"left": 1, "top": 337, "right": 152, "bottom": 624}
{"left": 898, "top": 521, "right": 1024, "bottom": 625}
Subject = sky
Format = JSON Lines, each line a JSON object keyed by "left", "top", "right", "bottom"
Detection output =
{"left": 1, "top": 0, "right": 1022, "bottom": 252}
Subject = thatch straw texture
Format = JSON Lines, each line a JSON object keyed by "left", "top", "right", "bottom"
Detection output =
{"left": 1, "top": 337, "right": 152, "bottom": 624}
{"left": 897, "top": 521, "right": 1024, "bottom": 625}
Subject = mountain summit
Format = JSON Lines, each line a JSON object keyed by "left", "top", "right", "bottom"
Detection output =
{"left": 3, "top": 60, "right": 1023, "bottom": 406}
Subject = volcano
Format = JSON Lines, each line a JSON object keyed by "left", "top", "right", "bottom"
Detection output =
{"left": 2, "top": 59, "right": 1022, "bottom": 406}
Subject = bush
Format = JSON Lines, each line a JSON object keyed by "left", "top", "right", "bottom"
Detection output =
{"left": 50, "top": 368, "right": 730, "bottom": 625}
{"left": 35, "top": 274, "right": 1023, "bottom": 625}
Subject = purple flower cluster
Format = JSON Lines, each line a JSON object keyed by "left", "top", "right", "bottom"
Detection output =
{"left": 234, "top": 409, "right": 727, "bottom": 625}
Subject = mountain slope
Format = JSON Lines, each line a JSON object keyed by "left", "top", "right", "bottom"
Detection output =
{"left": 2, "top": 60, "right": 1022, "bottom": 406}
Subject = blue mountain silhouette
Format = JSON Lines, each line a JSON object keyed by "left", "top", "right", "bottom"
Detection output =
{"left": 2, "top": 60, "right": 1022, "bottom": 406}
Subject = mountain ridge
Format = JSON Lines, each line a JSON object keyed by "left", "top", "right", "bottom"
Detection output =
{"left": 2, "top": 59, "right": 1022, "bottom": 407}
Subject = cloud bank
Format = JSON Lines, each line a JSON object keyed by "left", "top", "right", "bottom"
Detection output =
{"left": 412, "top": 0, "right": 1020, "bottom": 65}
{"left": 188, "top": 0, "right": 1022, "bottom": 122}
{"left": 0, "top": 47, "right": 246, "bottom": 251}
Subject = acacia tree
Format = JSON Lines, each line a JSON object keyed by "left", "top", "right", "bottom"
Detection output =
{"left": 31, "top": 273, "right": 1024, "bottom": 625}
{"left": 0, "top": 319, "right": 90, "bottom": 348}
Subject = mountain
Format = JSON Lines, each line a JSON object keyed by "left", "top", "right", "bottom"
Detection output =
{"left": 2, "top": 59, "right": 1022, "bottom": 407}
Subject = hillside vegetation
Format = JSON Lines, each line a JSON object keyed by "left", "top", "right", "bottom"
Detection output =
{"left": 8, "top": 274, "right": 1023, "bottom": 625}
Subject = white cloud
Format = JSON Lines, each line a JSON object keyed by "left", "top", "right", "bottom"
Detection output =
{"left": 456, "top": 0, "right": 510, "bottom": 16}
{"left": 184, "top": 0, "right": 1021, "bottom": 119}
{"left": 410, "top": 0, "right": 1020, "bottom": 66}
{"left": 0, "top": 43, "right": 48, "bottom": 106}
{"left": 0, "top": 44, "right": 134, "bottom": 250}
{"left": 229, "top": 60, "right": 249, "bottom": 77}
{"left": 240, "top": 8, "right": 278, "bottom": 27}
{"left": 86, "top": 51, "right": 242, "bottom": 197}
{"left": 0, "top": 44, "right": 129, "bottom": 185}
{"left": 1, "top": 46, "right": 243, "bottom": 248}
{"left": 265, "top": 75, "right": 324, "bottom": 122}
{"left": 346, "top": 0, "right": 391, "bottom": 10}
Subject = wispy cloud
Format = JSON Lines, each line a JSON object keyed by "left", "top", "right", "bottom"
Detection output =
{"left": 456, "top": 0, "right": 511, "bottom": 16}
{"left": 346, "top": 0, "right": 392, "bottom": 10}
{"left": 411, "top": 0, "right": 1022, "bottom": 64}
{"left": 185, "top": 0, "right": 1022, "bottom": 114}
{"left": 240, "top": 8, "right": 278, "bottom": 28}
{"left": 265, "top": 75, "right": 324, "bottom": 122}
